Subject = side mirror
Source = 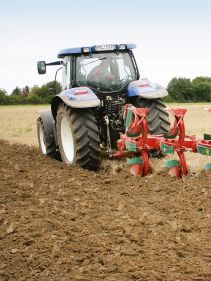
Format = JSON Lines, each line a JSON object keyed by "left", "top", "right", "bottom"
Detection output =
{"left": 37, "top": 61, "right": 46, "bottom": 74}
{"left": 48, "top": 88, "right": 56, "bottom": 95}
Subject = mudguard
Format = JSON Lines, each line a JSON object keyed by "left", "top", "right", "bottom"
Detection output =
{"left": 53, "top": 87, "right": 100, "bottom": 108}
{"left": 51, "top": 87, "right": 100, "bottom": 120}
{"left": 127, "top": 79, "right": 168, "bottom": 99}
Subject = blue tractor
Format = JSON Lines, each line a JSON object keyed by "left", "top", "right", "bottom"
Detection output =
{"left": 37, "top": 44, "right": 170, "bottom": 170}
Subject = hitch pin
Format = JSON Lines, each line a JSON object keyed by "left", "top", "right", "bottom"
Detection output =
{"left": 105, "top": 115, "right": 109, "bottom": 124}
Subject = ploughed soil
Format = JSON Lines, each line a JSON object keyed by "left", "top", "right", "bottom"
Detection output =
{"left": 0, "top": 140, "right": 210, "bottom": 281}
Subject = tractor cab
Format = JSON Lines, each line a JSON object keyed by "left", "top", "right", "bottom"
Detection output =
{"left": 57, "top": 44, "right": 139, "bottom": 93}
{"left": 75, "top": 50, "right": 137, "bottom": 92}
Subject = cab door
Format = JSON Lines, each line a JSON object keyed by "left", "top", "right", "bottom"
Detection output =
{"left": 62, "top": 56, "right": 73, "bottom": 90}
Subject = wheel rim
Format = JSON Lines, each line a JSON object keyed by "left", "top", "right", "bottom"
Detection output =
{"left": 39, "top": 125, "right": 47, "bottom": 154}
{"left": 60, "top": 116, "right": 75, "bottom": 163}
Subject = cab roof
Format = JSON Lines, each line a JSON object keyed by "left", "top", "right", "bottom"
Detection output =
{"left": 57, "top": 43, "right": 136, "bottom": 58}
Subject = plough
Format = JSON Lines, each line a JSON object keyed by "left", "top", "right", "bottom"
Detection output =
{"left": 114, "top": 105, "right": 211, "bottom": 178}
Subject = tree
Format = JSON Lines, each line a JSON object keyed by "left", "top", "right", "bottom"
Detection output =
{"left": 167, "top": 78, "right": 192, "bottom": 102}
{"left": 21, "top": 86, "right": 30, "bottom": 97}
{"left": 192, "top": 76, "right": 211, "bottom": 84}
{"left": 192, "top": 77, "right": 211, "bottom": 102}
{"left": 26, "top": 94, "right": 41, "bottom": 104}
{"left": 11, "top": 87, "right": 22, "bottom": 96}
{"left": 0, "top": 88, "right": 7, "bottom": 104}
{"left": 27, "top": 81, "right": 62, "bottom": 104}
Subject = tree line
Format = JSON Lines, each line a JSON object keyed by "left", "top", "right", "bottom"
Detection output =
{"left": 0, "top": 81, "right": 62, "bottom": 105}
{"left": 164, "top": 76, "right": 211, "bottom": 102}
{"left": 0, "top": 76, "right": 211, "bottom": 105}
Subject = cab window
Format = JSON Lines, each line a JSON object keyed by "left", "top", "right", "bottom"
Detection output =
{"left": 62, "top": 57, "right": 72, "bottom": 89}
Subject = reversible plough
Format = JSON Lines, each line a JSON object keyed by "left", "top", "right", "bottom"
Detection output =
{"left": 114, "top": 105, "right": 211, "bottom": 178}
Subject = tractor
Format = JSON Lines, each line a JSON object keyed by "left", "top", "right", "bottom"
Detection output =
{"left": 37, "top": 43, "right": 170, "bottom": 171}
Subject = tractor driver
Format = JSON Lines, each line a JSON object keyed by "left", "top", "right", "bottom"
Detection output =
{"left": 87, "top": 58, "right": 114, "bottom": 83}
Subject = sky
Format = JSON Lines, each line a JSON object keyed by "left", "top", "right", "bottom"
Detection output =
{"left": 0, "top": 0, "right": 210, "bottom": 94}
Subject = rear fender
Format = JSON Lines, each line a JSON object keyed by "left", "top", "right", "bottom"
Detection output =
{"left": 51, "top": 87, "right": 100, "bottom": 120}
{"left": 127, "top": 79, "right": 168, "bottom": 99}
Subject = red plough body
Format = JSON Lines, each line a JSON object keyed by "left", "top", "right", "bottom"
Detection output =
{"left": 113, "top": 105, "right": 211, "bottom": 177}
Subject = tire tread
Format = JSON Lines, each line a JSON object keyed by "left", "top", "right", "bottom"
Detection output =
{"left": 130, "top": 97, "right": 170, "bottom": 135}
{"left": 56, "top": 104, "right": 100, "bottom": 171}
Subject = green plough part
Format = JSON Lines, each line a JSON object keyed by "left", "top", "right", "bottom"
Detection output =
{"left": 204, "top": 163, "right": 211, "bottom": 171}
{"left": 125, "top": 109, "right": 133, "bottom": 127}
{"left": 160, "top": 143, "right": 174, "bottom": 154}
{"left": 126, "top": 131, "right": 141, "bottom": 138}
{"left": 125, "top": 108, "right": 141, "bottom": 138}
{"left": 197, "top": 145, "right": 211, "bottom": 156}
{"left": 164, "top": 159, "right": 180, "bottom": 168}
{"left": 126, "top": 141, "right": 137, "bottom": 152}
{"left": 204, "top": 134, "right": 211, "bottom": 140}
{"left": 127, "top": 157, "right": 143, "bottom": 165}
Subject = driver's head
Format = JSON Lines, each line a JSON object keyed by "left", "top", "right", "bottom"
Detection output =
{"left": 100, "top": 58, "right": 111, "bottom": 69}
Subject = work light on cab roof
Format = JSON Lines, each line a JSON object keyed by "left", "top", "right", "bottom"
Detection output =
{"left": 57, "top": 43, "right": 136, "bottom": 58}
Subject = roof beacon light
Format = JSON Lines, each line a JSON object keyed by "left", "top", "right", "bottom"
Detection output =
{"left": 82, "top": 47, "right": 90, "bottom": 53}
{"left": 119, "top": 44, "right": 127, "bottom": 50}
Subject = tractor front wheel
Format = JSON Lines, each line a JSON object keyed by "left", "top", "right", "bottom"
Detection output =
{"left": 56, "top": 104, "right": 100, "bottom": 171}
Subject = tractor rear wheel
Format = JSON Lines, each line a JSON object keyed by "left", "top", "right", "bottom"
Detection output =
{"left": 56, "top": 104, "right": 100, "bottom": 171}
{"left": 37, "top": 116, "right": 60, "bottom": 160}
{"left": 129, "top": 97, "right": 170, "bottom": 135}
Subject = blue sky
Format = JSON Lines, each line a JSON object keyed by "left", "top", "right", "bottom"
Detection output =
{"left": 0, "top": 0, "right": 210, "bottom": 93}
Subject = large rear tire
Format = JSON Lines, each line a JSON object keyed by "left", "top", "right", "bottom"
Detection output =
{"left": 37, "top": 116, "right": 60, "bottom": 160}
{"left": 129, "top": 97, "right": 170, "bottom": 135}
{"left": 56, "top": 104, "right": 100, "bottom": 171}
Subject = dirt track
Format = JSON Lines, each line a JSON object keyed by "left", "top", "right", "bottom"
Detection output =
{"left": 0, "top": 140, "right": 211, "bottom": 281}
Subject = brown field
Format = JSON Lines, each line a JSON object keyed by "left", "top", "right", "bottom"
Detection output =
{"left": 0, "top": 103, "right": 210, "bottom": 174}
{"left": 0, "top": 104, "right": 211, "bottom": 280}
{"left": 0, "top": 105, "right": 48, "bottom": 146}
